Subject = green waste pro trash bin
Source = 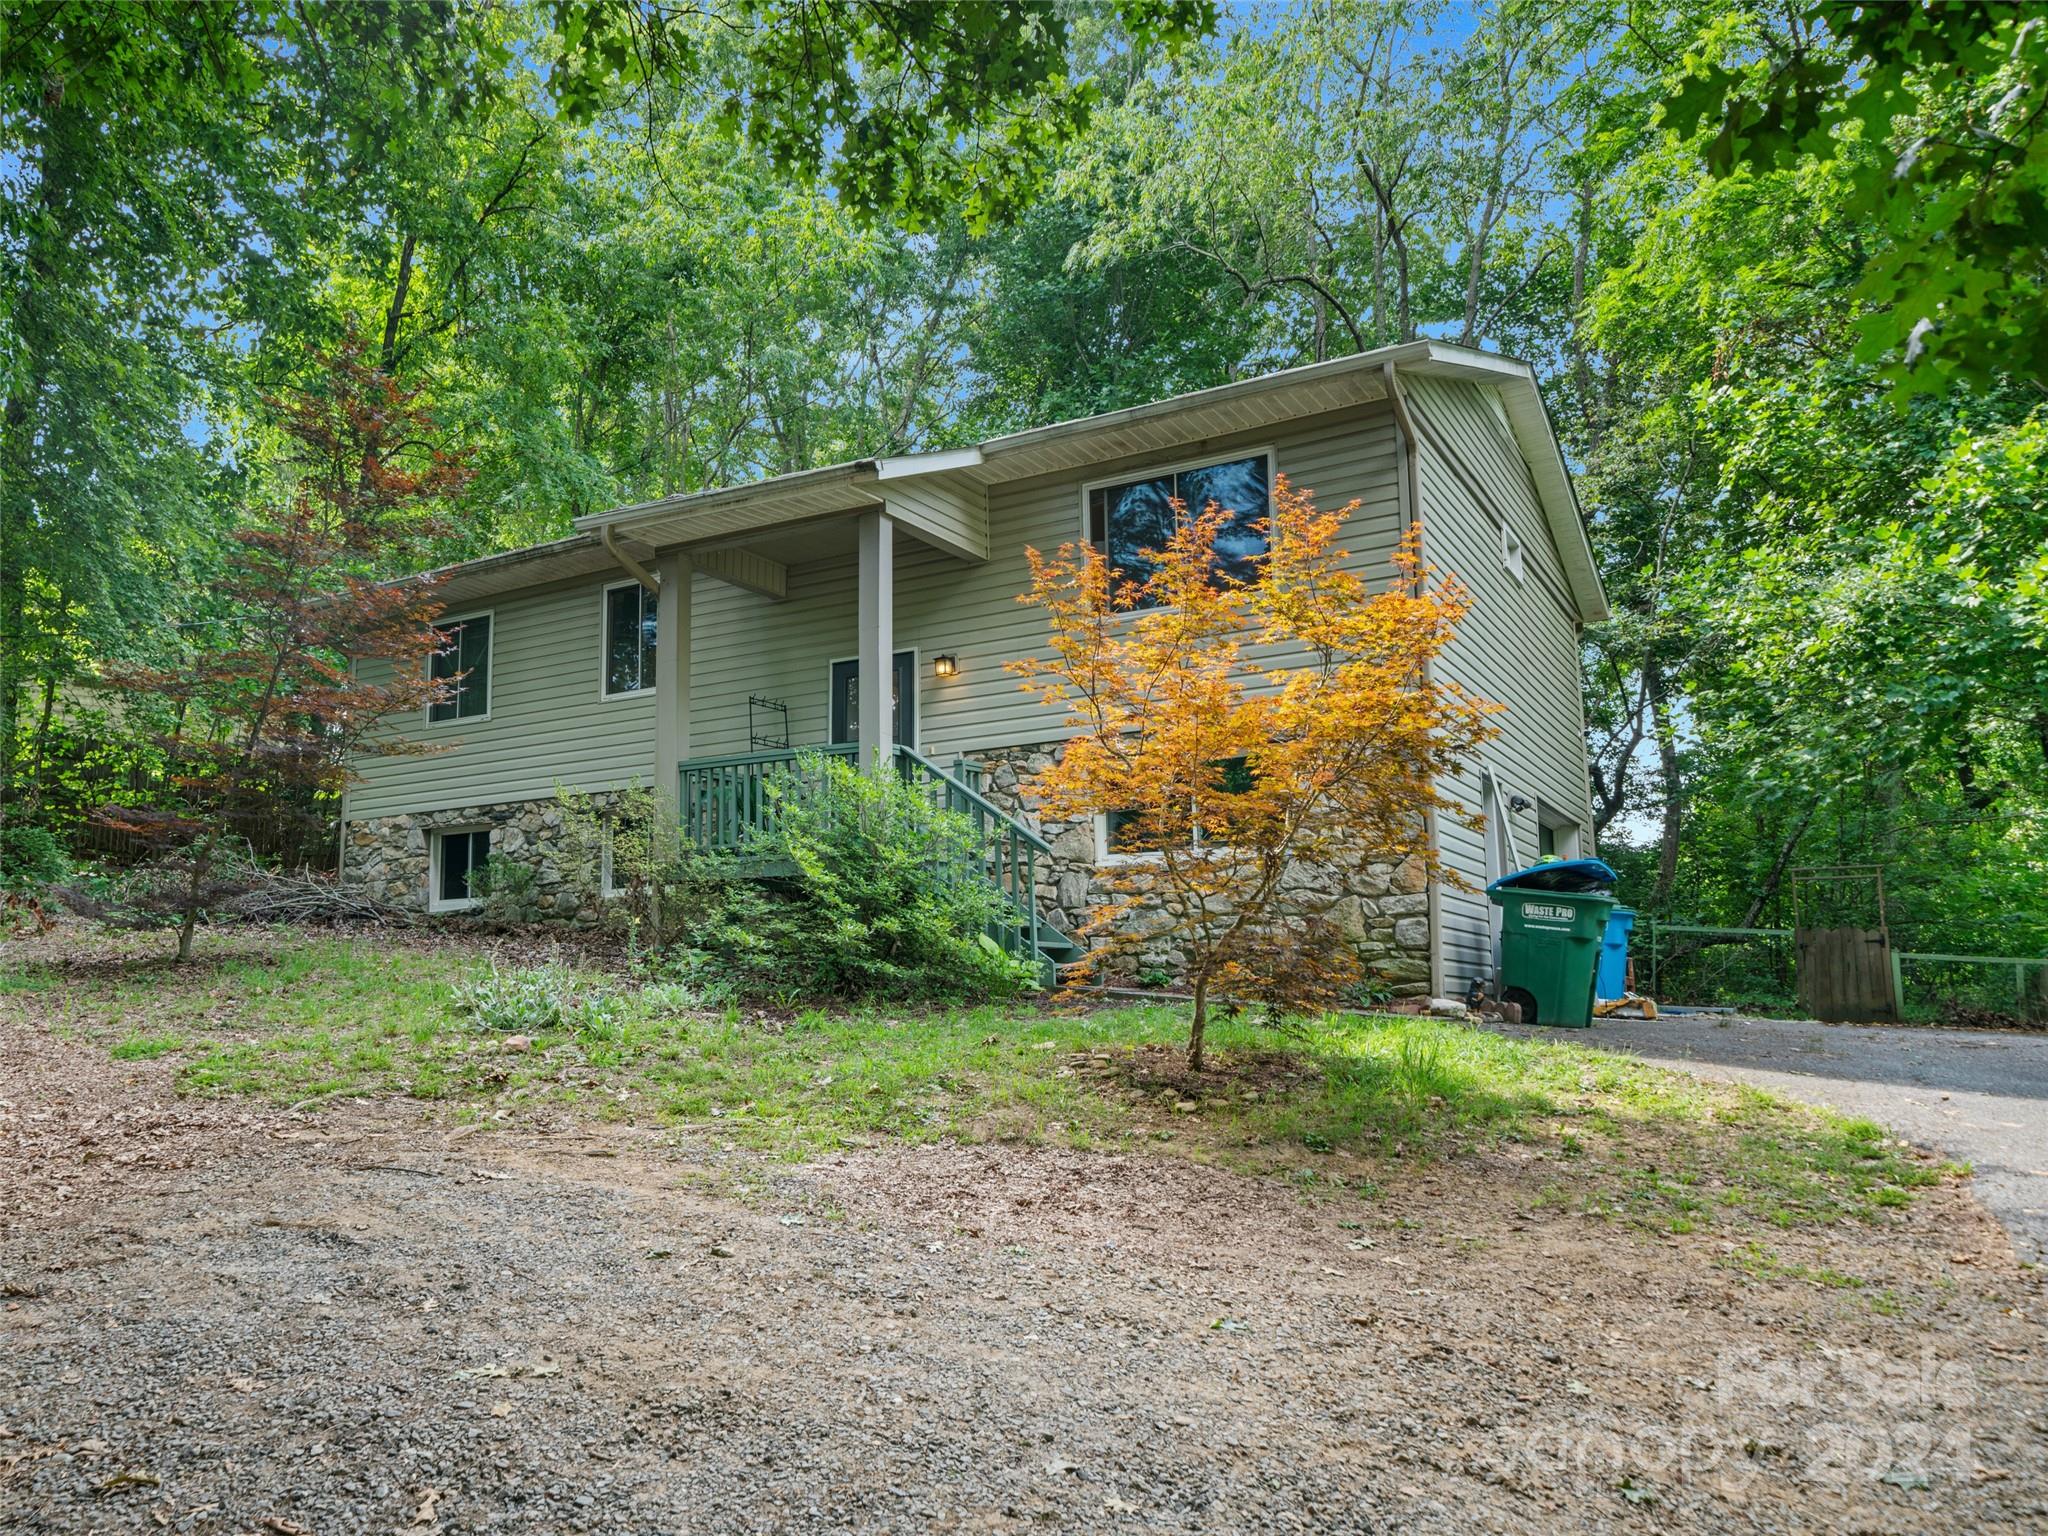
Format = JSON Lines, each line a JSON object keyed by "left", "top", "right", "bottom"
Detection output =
{"left": 1486, "top": 859, "right": 1618, "bottom": 1028}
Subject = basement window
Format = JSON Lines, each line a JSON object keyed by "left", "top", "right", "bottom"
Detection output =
{"left": 1098, "top": 757, "right": 1255, "bottom": 862}
{"left": 430, "top": 827, "right": 491, "bottom": 912}
{"left": 599, "top": 810, "right": 652, "bottom": 898}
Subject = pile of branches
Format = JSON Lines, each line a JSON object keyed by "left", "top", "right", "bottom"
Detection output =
{"left": 52, "top": 847, "right": 408, "bottom": 932}
{"left": 223, "top": 864, "right": 410, "bottom": 926}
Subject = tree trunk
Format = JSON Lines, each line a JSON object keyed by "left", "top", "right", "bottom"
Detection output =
{"left": 174, "top": 833, "right": 218, "bottom": 963}
{"left": 0, "top": 84, "right": 78, "bottom": 810}
{"left": 1568, "top": 180, "right": 1599, "bottom": 450}
{"left": 1647, "top": 659, "right": 1682, "bottom": 911}
{"left": 1460, "top": 188, "right": 1499, "bottom": 347}
{"left": 21, "top": 675, "right": 58, "bottom": 814}
{"left": 1187, "top": 972, "right": 1210, "bottom": 1073}
{"left": 1393, "top": 232, "right": 1413, "bottom": 341}
{"left": 380, "top": 232, "right": 417, "bottom": 375}
{"left": 1738, "top": 798, "right": 1820, "bottom": 929}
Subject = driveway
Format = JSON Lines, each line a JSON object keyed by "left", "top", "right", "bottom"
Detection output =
{"left": 6, "top": 1014, "right": 2045, "bottom": 1533}
{"left": 1507, "top": 1013, "right": 2048, "bottom": 1262}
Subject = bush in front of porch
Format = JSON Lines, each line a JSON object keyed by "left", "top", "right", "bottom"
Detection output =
{"left": 558, "top": 759, "right": 1041, "bottom": 1005}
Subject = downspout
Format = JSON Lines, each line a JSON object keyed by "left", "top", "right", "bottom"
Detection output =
{"left": 1384, "top": 362, "right": 1447, "bottom": 999}
{"left": 602, "top": 526, "right": 661, "bottom": 595}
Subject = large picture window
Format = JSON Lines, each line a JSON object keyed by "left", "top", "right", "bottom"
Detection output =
{"left": 427, "top": 614, "right": 491, "bottom": 722}
{"left": 602, "top": 581, "right": 658, "bottom": 697}
{"left": 1086, "top": 452, "right": 1272, "bottom": 607}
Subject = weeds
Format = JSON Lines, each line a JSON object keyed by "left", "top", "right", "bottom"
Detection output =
{"left": 5, "top": 929, "right": 1954, "bottom": 1232}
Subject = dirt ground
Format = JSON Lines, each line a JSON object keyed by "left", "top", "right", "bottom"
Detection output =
{"left": 4, "top": 1013, "right": 2047, "bottom": 1534}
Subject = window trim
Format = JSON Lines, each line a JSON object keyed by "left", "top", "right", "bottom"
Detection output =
{"left": 1077, "top": 446, "right": 1278, "bottom": 611}
{"left": 824, "top": 648, "right": 921, "bottom": 754}
{"left": 1096, "top": 810, "right": 1158, "bottom": 867}
{"left": 598, "top": 578, "right": 660, "bottom": 702}
{"left": 600, "top": 825, "right": 625, "bottom": 898}
{"left": 1535, "top": 802, "right": 1584, "bottom": 861}
{"left": 428, "top": 825, "right": 491, "bottom": 913}
{"left": 424, "top": 609, "right": 495, "bottom": 726}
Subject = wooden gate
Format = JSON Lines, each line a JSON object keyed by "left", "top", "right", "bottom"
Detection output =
{"left": 1792, "top": 864, "right": 1899, "bottom": 1023}
{"left": 1796, "top": 928, "right": 1899, "bottom": 1022}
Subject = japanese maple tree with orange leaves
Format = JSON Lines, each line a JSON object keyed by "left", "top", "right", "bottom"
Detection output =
{"left": 1012, "top": 476, "right": 1497, "bottom": 1070}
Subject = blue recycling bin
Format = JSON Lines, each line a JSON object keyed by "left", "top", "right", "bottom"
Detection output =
{"left": 1597, "top": 906, "right": 1635, "bottom": 1002}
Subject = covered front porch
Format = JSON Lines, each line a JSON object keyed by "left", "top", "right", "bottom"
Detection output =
{"left": 573, "top": 457, "right": 992, "bottom": 790}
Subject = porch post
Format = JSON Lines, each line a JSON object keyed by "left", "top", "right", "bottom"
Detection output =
{"left": 857, "top": 509, "right": 893, "bottom": 774}
{"left": 656, "top": 552, "right": 692, "bottom": 803}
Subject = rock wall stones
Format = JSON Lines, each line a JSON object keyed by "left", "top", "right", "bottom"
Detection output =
{"left": 969, "top": 741, "right": 1435, "bottom": 996}
{"left": 343, "top": 745, "right": 1438, "bottom": 994}
{"left": 343, "top": 794, "right": 609, "bottom": 918}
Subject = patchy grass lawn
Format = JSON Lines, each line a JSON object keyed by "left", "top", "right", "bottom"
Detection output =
{"left": 11, "top": 925, "right": 1952, "bottom": 1233}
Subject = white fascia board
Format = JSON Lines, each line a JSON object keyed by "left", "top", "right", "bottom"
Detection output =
{"left": 874, "top": 446, "right": 985, "bottom": 480}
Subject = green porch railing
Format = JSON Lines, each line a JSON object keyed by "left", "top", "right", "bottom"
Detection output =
{"left": 676, "top": 743, "right": 1073, "bottom": 982}
{"left": 677, "top": 743, "right": 859, "bottom": 850}
{"left": 1890, "top": 951, "right": 2048, "bottom": 1022}
{"left": 893, "top": 746, "right": 1057, "bottom": 974}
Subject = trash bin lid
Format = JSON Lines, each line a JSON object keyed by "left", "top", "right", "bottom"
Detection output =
{"left": 1485, "top": 857, "right": 1618, "bottom": 895}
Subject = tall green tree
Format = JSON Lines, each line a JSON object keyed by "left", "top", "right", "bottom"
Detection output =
{"left": 1667, "top": 0, "right": 2048, "bottom": 395}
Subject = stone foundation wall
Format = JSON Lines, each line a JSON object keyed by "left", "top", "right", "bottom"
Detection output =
{"left": 343, "top": 745, "right": 1437, "bottom": 995}
{"left": 343, "top": 794, "right": 613, "bottom": 918}
{"left": 970, "top": 741, "right": 1435, "bottom": 996}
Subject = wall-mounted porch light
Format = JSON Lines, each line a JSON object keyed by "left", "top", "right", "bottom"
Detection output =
{"left": 933, "top": 653, "right": 959, "bottom": 679}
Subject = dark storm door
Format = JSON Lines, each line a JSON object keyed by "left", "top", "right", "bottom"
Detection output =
{"left": 828, "top": 651, "right": 916, "bottom": 748}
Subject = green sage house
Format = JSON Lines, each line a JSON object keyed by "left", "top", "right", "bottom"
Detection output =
{"left": 343, "top": 340, "right": 1608, "bottom": 996}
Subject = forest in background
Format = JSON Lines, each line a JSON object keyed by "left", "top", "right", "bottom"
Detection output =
{"left": 3, "top": 0, "right": 2043, "bottom": 969}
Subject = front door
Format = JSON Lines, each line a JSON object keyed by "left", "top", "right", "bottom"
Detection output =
{"left": 829, "top": 651, "right": 916, "bottom": 748}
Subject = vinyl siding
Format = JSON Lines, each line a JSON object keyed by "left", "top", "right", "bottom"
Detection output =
{"left": 345, "top": 380, "right": 1594, "bottom": 973}
{"left": 349, "top": 578, "right": 660, "bottom": 819}
{"left": 1406, "top": 373, "right": 1594, "bottom": 996}
{"left": 882, "top": 479, "right": 989, "bottom": 562}
{"left": 687, "top": 401, "right": 1407, "bottom": 760}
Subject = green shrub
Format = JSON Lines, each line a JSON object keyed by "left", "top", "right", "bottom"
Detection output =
{"left": 553, "top": 784, "right": 695, "bottom": 949}
{"left": 0, "top": 825, "right": 69, "bottom": 892}
{"left": 468, "top": 853, "right": 542, "bottom": 923}
{"left": 678, "top": 753, "right": 1041, "bottom": 1004}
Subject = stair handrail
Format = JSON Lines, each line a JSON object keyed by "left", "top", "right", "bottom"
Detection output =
{"left": 890, "top": 745, "right": 1052, "bottom": 854}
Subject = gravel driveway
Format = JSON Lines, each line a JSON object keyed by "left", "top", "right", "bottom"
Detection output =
{"left": 5, "top": 1019, "right": 2046, "bottom": 1533}
{"left": 1516, "top": 1014, "right": 2048, "bottom": 1262}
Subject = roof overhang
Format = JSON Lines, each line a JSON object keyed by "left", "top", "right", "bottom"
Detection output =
{"left": 411, "top": 340, "right": 1607, "bottom": 623}
{"left": 572, "top": 460, "right": 885, "bottom": 550}
{"left": 403, "top": 534, "right": 628, "bottom": 608}
{"left": 1396, "top": 343, "right": 1610, "bottom": 623}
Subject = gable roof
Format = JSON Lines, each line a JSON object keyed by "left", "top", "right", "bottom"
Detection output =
{"left": 425, "top": 342, "right": 1608, "bottom": 621}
